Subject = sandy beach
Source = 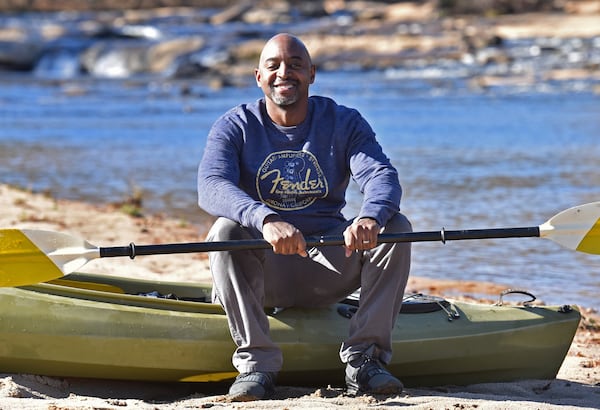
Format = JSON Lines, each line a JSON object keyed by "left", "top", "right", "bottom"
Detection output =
{"left": 0, "top": 183, "right": 598, "bottom": 409}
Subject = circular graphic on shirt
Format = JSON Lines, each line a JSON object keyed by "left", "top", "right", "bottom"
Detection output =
{"left": 256, "top": 150, "right": 328, "bottom": 211}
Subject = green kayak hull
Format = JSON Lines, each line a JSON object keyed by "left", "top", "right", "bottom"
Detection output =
{"left": 0, "top": 272, "right": 580, "bottom": 387}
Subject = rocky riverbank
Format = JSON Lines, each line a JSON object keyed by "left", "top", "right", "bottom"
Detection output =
{"left": 0, "top": 0, "right": 230, "bottom": 11}
{"left": 1, "top": 1, "right": 599, "bottom": 90}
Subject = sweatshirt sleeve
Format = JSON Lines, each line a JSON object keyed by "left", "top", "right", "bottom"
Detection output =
{"left": 197, "top": 112, "right": 276, "bottom": 232}
{"left": 347, "top": 111, "right": 401, "bottom": 227}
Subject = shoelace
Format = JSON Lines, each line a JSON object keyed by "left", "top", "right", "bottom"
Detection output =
{"left": 357, "top": 357, "right": 389, "bottom": 383}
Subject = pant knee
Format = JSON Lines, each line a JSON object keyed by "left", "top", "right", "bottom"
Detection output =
{"left": 207, "top": 218, "right": 253, "bottom": 241}
{"left": 384, "top": 213, "right": 412, "bottom": 233}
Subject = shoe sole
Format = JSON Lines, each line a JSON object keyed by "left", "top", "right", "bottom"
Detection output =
{"left": 228, "top": 393, "right": 262, "bottom": 402}
{"left": 347, "top": 382, "right": 403, "bottom": 396}
{"left": 228, "top": 389, "right": 275, "bottom": 402}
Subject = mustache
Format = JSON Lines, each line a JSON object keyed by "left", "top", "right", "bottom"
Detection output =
{"left": 272, "top": 80, "right": 298, "bottom": 87}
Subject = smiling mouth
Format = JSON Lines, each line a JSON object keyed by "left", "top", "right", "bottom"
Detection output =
{"left": 273, "top": 81, "right": 297, "bottom": 91}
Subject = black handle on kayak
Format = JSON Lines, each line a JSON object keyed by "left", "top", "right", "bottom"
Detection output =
{"left": 98, "top": 226, "right": 541, "bottom": 259}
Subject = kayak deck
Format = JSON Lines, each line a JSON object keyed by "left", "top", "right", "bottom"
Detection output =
{"left": 0, "top": 272, "right": 581, "bottom": 387}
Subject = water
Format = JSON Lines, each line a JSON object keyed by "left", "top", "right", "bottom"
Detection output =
{"left": 1, "top": 70, "right": 598, "bottom": 310}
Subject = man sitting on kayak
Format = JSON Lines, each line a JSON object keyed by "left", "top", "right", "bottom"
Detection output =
{"left": 197, "top": 33, "right": 412, "bottom": 401}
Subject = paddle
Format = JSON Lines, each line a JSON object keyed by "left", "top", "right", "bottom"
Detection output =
{"left": 1, "top": 202, "right": 599, "bottom": 287}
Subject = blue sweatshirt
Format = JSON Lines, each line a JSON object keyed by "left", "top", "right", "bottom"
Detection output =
{"left": 197, "top": 96, "right": 401, "bottom": 236}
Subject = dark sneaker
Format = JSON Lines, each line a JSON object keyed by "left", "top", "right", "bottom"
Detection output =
{"left": 228, "top": 371, "right": 277, "bottom": 401}
{"left": 345, "top": 353, "right": 403, "bottom": 396}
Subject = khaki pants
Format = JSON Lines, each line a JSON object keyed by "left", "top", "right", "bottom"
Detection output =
{"left": 207, "top": 213, "right": 412, "bottom": 374}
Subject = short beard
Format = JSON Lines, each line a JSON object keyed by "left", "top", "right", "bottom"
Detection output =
{"left": 269, "top": 86, "right": 298, "bottom": 106}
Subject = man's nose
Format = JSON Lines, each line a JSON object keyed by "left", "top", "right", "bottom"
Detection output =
{"left": 277, "top": 62, "right": 289, "bottom": 77}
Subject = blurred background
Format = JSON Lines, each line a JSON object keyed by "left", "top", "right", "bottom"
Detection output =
{"left": 1, "top": 0, "right": 599, "bottom": 309}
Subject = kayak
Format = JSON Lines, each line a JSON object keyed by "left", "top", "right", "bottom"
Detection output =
{"left": 0, "top": 272, "right": 580, "bottom": 387}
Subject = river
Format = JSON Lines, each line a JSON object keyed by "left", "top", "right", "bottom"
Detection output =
{"left": 1, "top": 10, "right": 599, "bottom": 310}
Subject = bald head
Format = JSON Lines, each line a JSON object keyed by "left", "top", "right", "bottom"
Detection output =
{"left": 259, "top": 33, "right": 313, "bottom": 67}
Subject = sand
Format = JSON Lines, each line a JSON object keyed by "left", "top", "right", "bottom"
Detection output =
{"left": 0, "top": 183, "right": 598, "bottom": 409}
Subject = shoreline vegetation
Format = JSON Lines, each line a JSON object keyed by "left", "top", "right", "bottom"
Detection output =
{"left": 1, "top": 182, "right": 598, "bottom": 408}
{"left": 0, "top": 0, "right": 597, "bottom": 14}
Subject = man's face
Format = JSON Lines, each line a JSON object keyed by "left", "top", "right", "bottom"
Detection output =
{"left": 255, "top": 36, "right": 315, "bottom": 107}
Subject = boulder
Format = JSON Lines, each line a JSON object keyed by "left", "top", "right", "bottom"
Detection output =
{"left": 80, "top": 36, "right": 204, "bottom": 77}
{"left": 0, "top": 40, "right": 42, "bottom": 70}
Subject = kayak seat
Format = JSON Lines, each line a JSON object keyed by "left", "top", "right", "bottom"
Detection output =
{"left": 136, "top": 290, "right": 209, "bottom": 302}
{"left": 338, "top": 293, "right": 453, "bottom": 318}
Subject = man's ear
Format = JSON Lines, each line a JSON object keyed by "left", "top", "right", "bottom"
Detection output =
{"left": 255, "top": 68, "right": 261, "bottom": 87}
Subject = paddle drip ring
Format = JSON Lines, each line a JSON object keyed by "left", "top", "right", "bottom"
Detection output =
{"left": 440, "top": 227, "right": 446, "bottom": 244}
{"left": 128, "top": 242, "right": 137, "bottom": 259}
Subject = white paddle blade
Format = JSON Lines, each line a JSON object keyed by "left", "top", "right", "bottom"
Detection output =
{"left": 539, "top": 202, "right": 600, "bottom": 255}
{"left": 0, "top": 229, "right": 99, "bottom": 287}
{"left": 22, "top": 229, "right": 100, "bottom": 273}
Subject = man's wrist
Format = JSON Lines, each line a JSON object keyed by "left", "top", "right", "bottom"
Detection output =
{"left": 358, "top": 216, "right": 380, "bottom": 225}
{"left": 263, "top": 214, "right": 282, "bottom": 226}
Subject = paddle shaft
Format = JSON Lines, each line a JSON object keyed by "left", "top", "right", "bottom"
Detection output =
{"left": 98, "top": 226, "right": 541, "bottom": 259}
